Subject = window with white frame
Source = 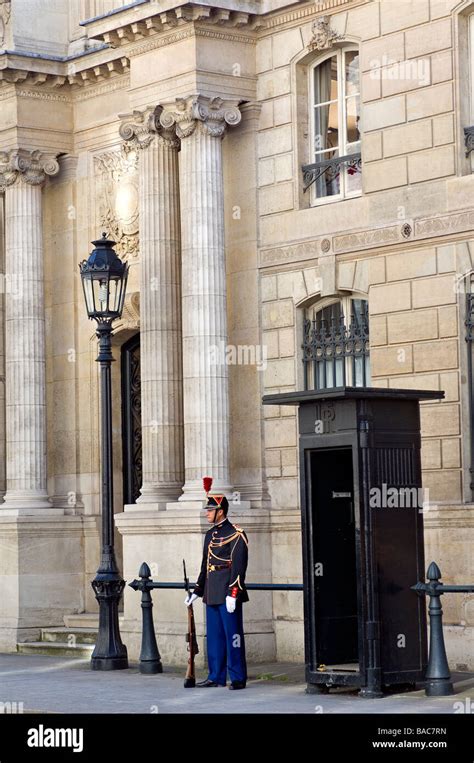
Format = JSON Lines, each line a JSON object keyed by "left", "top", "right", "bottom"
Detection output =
{"left": 302, "top": 296, "right": 370, "bottom": 391}
{"left": 306, "top": 48, "right": 361, "bottom": 203}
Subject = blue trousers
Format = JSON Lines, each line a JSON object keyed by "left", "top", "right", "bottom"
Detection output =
{"left": 205, "top": 603, "right": 247, "bottom": 685}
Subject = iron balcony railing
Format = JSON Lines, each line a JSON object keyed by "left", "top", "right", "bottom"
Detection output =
{"left": 302, "top": 151, "right": 362, "bottom": 193}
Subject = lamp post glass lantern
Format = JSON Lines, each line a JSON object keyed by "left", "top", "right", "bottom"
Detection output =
{"left": 80, "top": 233, "right": 128, "bottom": 322}
{"left": 79, "top": 233, "right": 129, "bottom": 670}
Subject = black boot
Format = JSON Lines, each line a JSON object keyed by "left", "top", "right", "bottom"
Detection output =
{"left": 196, "top": 679, "right": 225, "bottom": 687}
{"left": 229, "top": 680, "right": 246, "bottom": 690}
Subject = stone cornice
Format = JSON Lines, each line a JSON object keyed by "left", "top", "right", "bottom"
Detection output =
{"left": 73, "top": 74, "right": 130, "bottom": 101}
{"left": 195, "top": 26, "right": 256, "bottom": 44}
{"left": 160, "top": 94, "right": 242, "bottom": 139}
{"left": 82, "top": 3, "right": 263, "bottom": 48}
{"left": 0, "top": 148, "right": 60, "bottom": 189}
{"left": 0, "top": 49, "right": 129, "bottom": 89}
{"left": 80, "top": 0, "right": 365, "bottom": 46}
{"left": 129, "top": 25, "right": 194, "bottom": 56}
{"left": 0, "top": 84, "right": 70, "bottom": 103}
{"left": 15, "top": 88, "right": 70, "bottom": 102}
{"left": 125, "top": 24, "right": 255, "bottom": 62}
{"left": 119, "top": 106, "right": 180, "bottom": 149}
{"left": 262, "top": 0, "right": 368, "bottom": 31}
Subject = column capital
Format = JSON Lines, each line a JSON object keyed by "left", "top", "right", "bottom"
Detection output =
{"left": 159, "top": 94, "right": 242, "bottom": 139}
{"left": 0, "top": 149, "right": 60, "bottom": 190}
{"left": 119, "top": 106, "right": 179, "bottom": 150}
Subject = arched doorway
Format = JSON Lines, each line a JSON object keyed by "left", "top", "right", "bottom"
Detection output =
{"left": 121, "top": 333, "right": 142, "bottom": 505}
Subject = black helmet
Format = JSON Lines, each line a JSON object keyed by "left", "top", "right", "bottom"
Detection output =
{"left": 205, "top": 494, "right": 229, "bottom": 515}
{"left": 203, "top": 476, "right": 229, "bottom": 516}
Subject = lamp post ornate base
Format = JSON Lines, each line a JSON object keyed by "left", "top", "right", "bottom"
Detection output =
{"left": 91, "top": 574, "right": 128, "bottom": 671}
{"left": 91, "top": 541, "right": 128, "bottom": 670}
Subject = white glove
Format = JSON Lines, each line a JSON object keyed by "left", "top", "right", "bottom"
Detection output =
{"left": 185, "top": 593, "right": 198, "bottom": 607}
{"left": 226, "top": 595, "right": 236, "bottom": 613}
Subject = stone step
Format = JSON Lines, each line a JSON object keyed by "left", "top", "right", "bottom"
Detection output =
{"left": 63, "top": 613, "right": 124, "bottom": 629}
{"left": 17, "top": 642, "right": 95, "bottom": 659}
{"left": 41, "top": 627, "right": 97, "bottom": 645}
{"left": 63, "top": 614, "right": 99, "bottom": 628}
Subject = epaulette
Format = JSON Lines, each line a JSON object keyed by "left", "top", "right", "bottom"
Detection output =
{"left": 232, "top": 524, "right": 248, "bottom": 544}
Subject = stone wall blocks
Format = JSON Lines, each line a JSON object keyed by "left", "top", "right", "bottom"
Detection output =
{"left": 337, "top": 261, "right": 356, "bottom": 291}
{"left": 353, "top": 260, "right": 369, "bottom": 294}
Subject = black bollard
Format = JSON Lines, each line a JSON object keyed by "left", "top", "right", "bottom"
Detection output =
{"left": 129, "top": 563, "right": 163, "bottom": 675}
{"left": 412, "top": 562, "right": 454, "bottom": 697}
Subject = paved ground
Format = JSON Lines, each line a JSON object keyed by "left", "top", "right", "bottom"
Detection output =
{"left": 0, "top": 653, "right": 473, "bottom": 714}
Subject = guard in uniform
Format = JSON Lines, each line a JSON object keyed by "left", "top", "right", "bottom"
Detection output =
{"left": 185, "top": 477, "right": 248, "bottom": 689}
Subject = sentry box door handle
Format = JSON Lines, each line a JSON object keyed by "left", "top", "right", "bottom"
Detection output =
{"left": 332, "top": 492, "right": 351, "bottom": 498}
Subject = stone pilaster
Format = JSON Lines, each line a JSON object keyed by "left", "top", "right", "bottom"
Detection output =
{"left": 119, "top": 108, "right": 184, "bottom": 506}
{"left": 0, "top": 149, "right": 60, "bottom": 514}
{"left": 0, "top": 194, "right": 5, "bottom": 503}
{"left": 160, "top": 95, "right": 241, "bottom": 501}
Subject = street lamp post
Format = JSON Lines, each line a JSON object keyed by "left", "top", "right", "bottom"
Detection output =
{"left": 79, "top": 233, "right": 129, "bottom": 670}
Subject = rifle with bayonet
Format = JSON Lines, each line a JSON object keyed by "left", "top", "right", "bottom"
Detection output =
{"left": 183, "top": 559, "right": 199, "bottom": 688}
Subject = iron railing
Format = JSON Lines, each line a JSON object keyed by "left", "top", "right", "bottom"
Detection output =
{"left": 129, "top": 561, "right": 473, "bottom": 698}
{"left": 302, "top": 151, "right": 361, "bottom": 193}
{"left": 412, "top": 562, "right": 474, "bottom": 697}
{"left": 129, "top": 562, "right": 303, "bottom": 674}
{"left": 302, "top": 301, "right": 370, "bottom": 391}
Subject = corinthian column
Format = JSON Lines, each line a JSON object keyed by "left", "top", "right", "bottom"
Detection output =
{"left": 160, "top": 95, "right": 241, "bottom": 501}
{"left": 119, "top": 108, "right": 184, "bottom": 506}
{"left": 0, "top": 149, "right": 59, "bottom": 512}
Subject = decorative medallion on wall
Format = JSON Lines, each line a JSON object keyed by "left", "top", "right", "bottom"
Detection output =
{"left": 94, "top": 144, "right": 139, "bottom": 261}
{"left": 308, "top": 15, "right": 342, "bottom": 51}
{"left": 0, "top": 1, "right": 11, "bottom": 48}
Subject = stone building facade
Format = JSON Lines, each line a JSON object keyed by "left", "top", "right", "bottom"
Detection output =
{"left": 0, "top": 0, "right": 472, "bottom": 669}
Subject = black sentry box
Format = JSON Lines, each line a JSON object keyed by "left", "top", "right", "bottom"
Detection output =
{"left": 262, "top": 387, "right": 444, "bottom": 698}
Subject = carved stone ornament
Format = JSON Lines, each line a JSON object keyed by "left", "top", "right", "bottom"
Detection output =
{"left": 0, "top": 148, "right": 59, "bottom": 189}
{"left": 94, "top": 145, "right": 139, "bottom": 261}
{"left": 159, "top": 94, "right": 242, "bottom": 139}
{"left": 118, "top": 106, "right": 179, "bottom": 150}
{"left": 121, "top": 290, "right": 140, "bottom": 326}
{"left": 0, "top": 0, "right": 11, "bottom": 48}
{"left": 308, "top": 15, "right": 342, "bottom": 51}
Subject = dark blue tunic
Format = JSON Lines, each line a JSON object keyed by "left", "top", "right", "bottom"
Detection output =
{"left": 193, "top": 518, "right": 249, "bottom": 605}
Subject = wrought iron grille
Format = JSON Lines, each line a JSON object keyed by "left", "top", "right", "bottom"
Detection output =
{"left": 303, "top": 299, "right": 370, "bottom": 390}
{"left": 121, "top": 334, "right": 142, "bottom": 505}
{"left": 464, "top": 126, "right": 474, "bottom": 158}
{"left": 466, "top": 292, "right": 474, "bottom": 341}
{"left": 302, "top": 152, "right": 362, "bottom": 193}
{"left": 465, "top": 293, "right": 474, "bottom": 495}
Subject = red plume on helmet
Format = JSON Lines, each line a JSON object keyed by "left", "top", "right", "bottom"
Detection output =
{"left": 203, "top": 476, "right": 213, "bottom": 494}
